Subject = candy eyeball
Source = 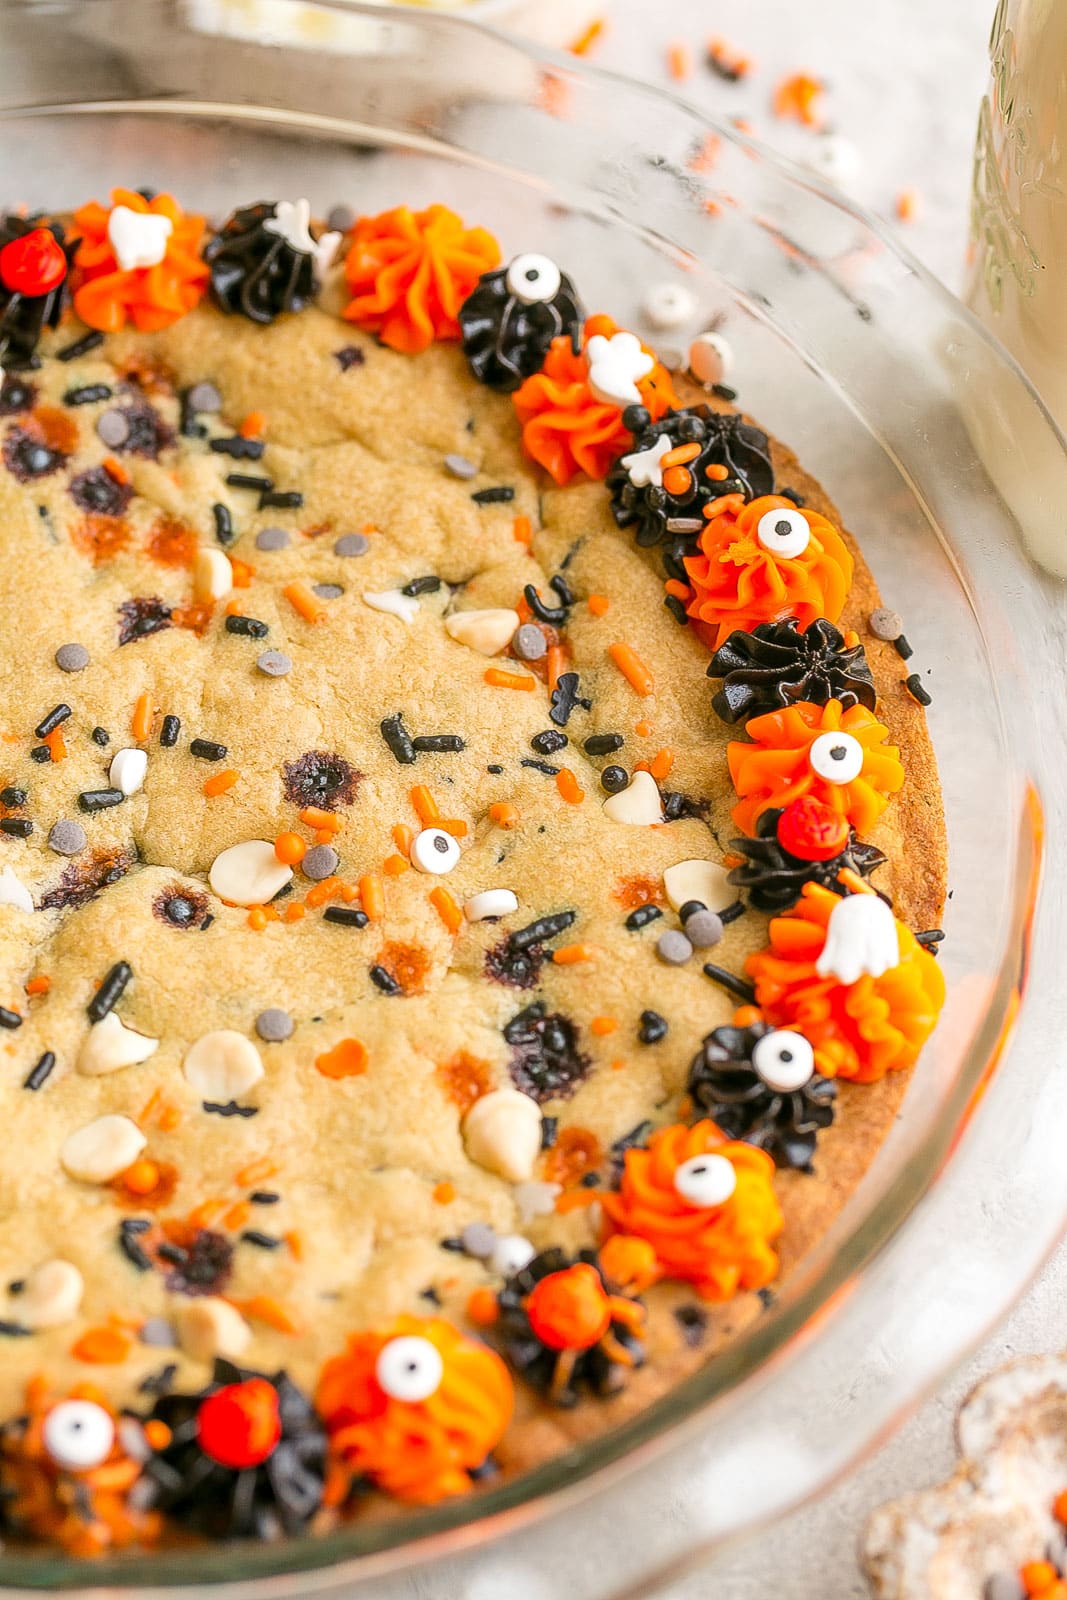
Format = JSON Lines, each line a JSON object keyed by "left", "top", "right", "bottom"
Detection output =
{"left": 752, "top": 1028, "right": 815, "bottom": 1092}
{"left": 673, "top": 1152, "right": 737, "bottom": 1209}
{"left": 41, "top": 1399, "right": 115, "bottom": 1471}
{"left": 410, "top": 827, "right": 462, "bottom": 875}
{"left": 809, "top": 730, "right": 864, "bottom": 785}
{"left": 756, "top": 506, "right": 811, "bottom": 559}
{"left": 506, "top": 253, "right": 562, "bottom": 306}
{"left": 375, "top": 1335, "right": 444, "bottom": 1403}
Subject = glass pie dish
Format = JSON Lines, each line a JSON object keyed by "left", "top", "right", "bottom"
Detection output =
{"left": 1, "top": 1, "right": 1065, "bottom": 1593}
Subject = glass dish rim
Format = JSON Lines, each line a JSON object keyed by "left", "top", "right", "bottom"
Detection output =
{"left": 0, "top": 1, "right": 1058, "bottom": 1588}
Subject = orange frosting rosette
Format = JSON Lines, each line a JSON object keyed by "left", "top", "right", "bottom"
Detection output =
{"left": 316, "top": 1313, "right": 513, "bottom": 1505}
{"left": 680, "top": 492, "right": 853, "bottom": 650}
{"left": 601, "top": 1121, "right": 782, "bottom": 1301}
{"left": 512, "top": 314, "right": 677, "bottom": 486}
{"left": 0, "top": 1378, "right": 161, "bottom": 1556}
{"left": 746, "top": 882, "right": 946, "bottom": 1082}
{"left": 342, "top": 203, "right": 501, "bottom": 354}
{"left": 71, "top": 188, "right": 208, "bottom": 333}
{"left": 727, "top": 696, "right": 904, "bottom": 836}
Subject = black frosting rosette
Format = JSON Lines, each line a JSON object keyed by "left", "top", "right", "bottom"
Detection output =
{"left": 494, "top": 1247, "right": 646, "bottom": 1407}
{"left": 708, "top": 617, "right": 877, "bottom": 724}
{"left": 459, "top": 252, "right": 583, "bottom": 392}
{"left": 205, "top": 200, "right": 340, "bottom": 325}
{"left": 606, "top": 403, "right": 774, "bottom": 578}
{"left": 687, "top": 1019, "right": 836, "bottom": 1171}
{"left": 0, "top": 216, "right": 76, "bottom": 368}
{"left": 727, "top": 805, "right": 886, "bottom": 914}
{"left": 140, "top": 1360, "right": 326, "bottom": 1540}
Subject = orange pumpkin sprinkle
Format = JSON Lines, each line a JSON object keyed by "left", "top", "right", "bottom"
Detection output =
{"left": 316, "top": 1038, "right": 368, "bottom": 1080}
{"left": 556, "top": 768, "right": 585, "bottom": 804}
{"left": 513, "top": 314, "right": 677, "bottom": 486}
{"left": 284, "top": 902, "right": 306, "bottom": 923}
{"left": 466, "top": 1287, "right": 499, "bottom": 1326}
{"left": 680, "top": 493, "right": 853, "bottom": 650}
{"left": 317, "top": 1314, "right": 513, "bottom": 1504}
{"left": 587, "top": 593, "right": 610, "bottom": 616}
{"left": 25, "top": 976, "right": 50, "bottom": 997}
{"left": 274, "top": 832, "right": 306, "bottom": 866}
{"left": 131, "top": 692, "right": 155, "bottom": 742}
{"left": 342, "top": 205, "right": 500, "bottom": 354}
{"left": 239, "top": 410, "right": 266, "bottom": 439}
{"left": 382, "top": 853, "right": 409, "bottom": 876}
{"left": 745, "top": 882, "right": 945, "bottom": 1083}
{"left": 609, "top": 641, "right": 655, "bottom": 696}
{"left": 70, "top": 1327, "right": 132, "bottom": 1365}
{"left": 590, "top": 1016, "right": 618, "bottom": 1036}
{"left": 43, "top": 726, "right": 66, "bottom": 762}
{"left": 602, "top": 1121, "right": 783, "bottom": 1300}
{"left": 433, "top": 1181, "right": 456, "bottom": 1205}
{"left": 727, "top": 697, "right": 904, "bottom": 836}
{"left": 513, "top": 513, "right": 532, "bottom": 545}
{"left": 71, "top": 188, "right": 208, "bottom": 333}
{"left": 488, "top": 802, "right": 519, "bottom": 828}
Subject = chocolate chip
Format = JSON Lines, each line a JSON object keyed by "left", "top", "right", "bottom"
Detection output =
{"left": 255, "top": 526, "right": 290, "bottom": 551}
{"left": 513, "top": 623, "right": 547, "bottom": 661}
{"left": 683, "top": 909, "right": 723, "bottom": 949}
{"left": 187, "top": 382, "right": 222, "bottom": 414}
{"left": 95, "top": 408, "right": 131, "bottom": 448}
{"left": 255, "top": 1008, "right": 294, "bottom": 1043}
{"left": 333, "top": 533, "right": 369, "bottom": 557}
{"left": 302, "top": 844, "right": 339, "bottom": 881}
{"left": 869, "top": 606, "right": 904, "bottom": 642}
{"left": 312, "top": 583, "right": 343, "bottom": 599}
{"left": 54, "top": 643, "right": 90, "bottom": 672}
{"left": 444, "top": 453, "right": 478, "bottom": 479}
{"left": 326, "top": 204, "right": 356, "bottom": 233}
{"left": 48, "top": 819, "right": 87, "bottom": 856}
{"left": 657, "top": 929, "right": 693, "bottom": 965}
{"left": 256, "top": 650, "right": 292, "bottom": 677}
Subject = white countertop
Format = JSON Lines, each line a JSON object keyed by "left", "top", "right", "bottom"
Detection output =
{"left": 582, "top": 2, "right": 1067, "bottom": 1595}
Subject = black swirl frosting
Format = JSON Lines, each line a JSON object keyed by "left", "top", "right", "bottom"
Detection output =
{"left": 140, "top": 1360, "right": 326, "bottom": 1540}
{"left": 708, "top": 618, "right": 876, "bottom": 725}
{"left": 205, "top": 202, "right": 335, "bottom": 326}
{"left": 686, "top": 1019, "right": 836, "bottom": 1171}
{"left": 0, "top": 216, "right": 76, "bottom": 368}
{"left": 607, "top": 404, "right": 774, "bottom": 578}
{"left": 727, "top": 806, "right": 887, "bottom": 913}
{"left": 459, "top": 256, "right": 583, "bottom": 393}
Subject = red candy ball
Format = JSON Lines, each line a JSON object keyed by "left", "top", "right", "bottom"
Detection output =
{"left": 776, "top": 796, "right": 850, "bottom": 862}
{"left": 196, "top": 1378, "right": 282, "bottom": 1470}
{"left": 0, "top": 227, "right": 67, "bottom": 297}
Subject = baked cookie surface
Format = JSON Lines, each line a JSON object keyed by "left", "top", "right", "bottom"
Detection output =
{"left": 0, "top": 197, "right": 946, "bottom": 1550}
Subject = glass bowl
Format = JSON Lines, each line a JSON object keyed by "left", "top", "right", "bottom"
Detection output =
{"left": 1, "top": 2, "right": 1065, "bottom": 1594}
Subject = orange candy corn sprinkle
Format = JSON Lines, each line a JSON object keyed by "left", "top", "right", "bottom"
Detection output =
{"left": 71, "top": 188, "right": 208, "bottom": 333}
{"left": 727, "top": 696, "right": 905, "bottom": 836}
{"left": 317, "top": 1314, "right": 513, "bottom": 1505}
{"left": 680, "top": 493, "right": 853, "bottom": 651}
{"left": 601, "top": 1121, "right": 782, "bottom": 1301}
{"left": 513, "top": 314, "right": 677, "bottom": 486}
{"left": 342, "top": 204, "right": 500, "bottom": 354}
{"left": 745, "top": 882, "right": 946, "bottom": 1083}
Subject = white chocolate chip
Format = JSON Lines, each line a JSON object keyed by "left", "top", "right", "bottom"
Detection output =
{"left": 183, "top": 1030, "right": 264, "bottom": 1102}
{"left": 410, "top": 827, "right": 461, "bottom": 875}
{"left": 77, "top": 1012, "right": 159, "bottom": 1077}
{"left": 109, "top": 747, "right": 148, "bottom": 797}
{"left": 15, "top": 1259, "right": 84, "bottom": 1330}
{"left": 464, "top": 888, "right": 519, "bottom": 922}
{"left": 663, "top": 859, "right": 734, "bottom": 914}
{"left": 106, "top": 204, "right": 172, "bottom": 271}
{"left": 644, "top": 281, "right": 698, "bottom": 331}
{"left": 688, "top": 331, "right": 733, "bottom": 386}
{"left": 0, "top": 866, "right": 34, "bottom": 913}
{"left": 61, "top": 1114, "right": 147, "bottom": 1184}
{"left": 363, "top": 589, "right": 420, "bottom": 623}
{"left": 174, "top": 1296, "right": 253, "bottom": 1364}
{"left": 208, "top": 840, "right": 292, "bottom": 906}
{"left": 602, "top": 769, "right": 664, "bottom": 825}
{"left": 194, "top": 547, "right": 233, "bottom": 602}
{"left": 444, "top": 608, "right": 521, "bottom": 656}
{"left": 463, "top": 1088, "right": 542, "bottom": 1183}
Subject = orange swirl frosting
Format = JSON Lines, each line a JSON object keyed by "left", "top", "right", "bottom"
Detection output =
{"left": 680, "top": 493, "right": 853, "bottom": 650}
{"left": 601, "top": 1121, "right": 782, "bottom": 1300}
{"left": 0, "top": 1378, "right": 160, "bottom": 1555}
{"left": 512, "top": 314, "right": 677, "bottom": 486}
{"left": 727, "top": 697, "right": 904, "bottom": 836}
{"left": 316, "top": 1314, "right": 513, "bottom": 1505}
{"left": 71, "top": 188, "right": 208, "bottom": 333}
{"left": 342, "top": 204, "right": 501, "bottom": 354}
{"left": 745, "top": 882, "right": 946, "bottom": 1082}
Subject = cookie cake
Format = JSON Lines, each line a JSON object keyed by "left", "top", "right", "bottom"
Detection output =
{"left": 0, "top": 191, "right": 946, "bottom": 1553}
